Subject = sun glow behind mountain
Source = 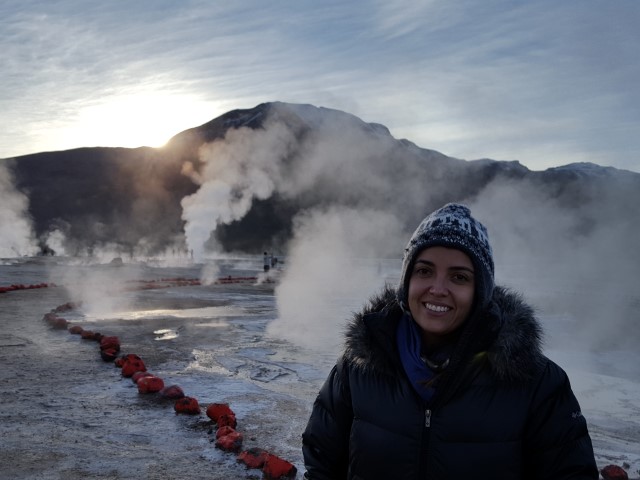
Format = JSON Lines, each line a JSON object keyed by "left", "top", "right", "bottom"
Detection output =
{"left": 58, "top": 91, "right": 223, "bottom": 150}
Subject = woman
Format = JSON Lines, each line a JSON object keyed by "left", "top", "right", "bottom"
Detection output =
{"left": 302, "top": 203, "right": 598, "bottom": 479}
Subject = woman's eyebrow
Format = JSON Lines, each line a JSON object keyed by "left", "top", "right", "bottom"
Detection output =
{"left": 414, "top": 259, "right": 434, "bottom": 266}
{"left": 415, "top": 259, "right": 474, "bottom": 274}
{"left": 450, "top": 266, "right": 475, "bottom": 274}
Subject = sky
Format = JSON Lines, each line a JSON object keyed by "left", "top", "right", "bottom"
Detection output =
{"left": 1, "top": 0, "right": 639, "bottom": 173}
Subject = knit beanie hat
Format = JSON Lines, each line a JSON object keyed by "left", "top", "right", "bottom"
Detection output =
{"left": 397, "top": 203, "right": 495, "bottom": 311}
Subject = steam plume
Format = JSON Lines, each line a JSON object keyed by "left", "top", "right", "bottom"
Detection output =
{"left": 179, "top": 104, "right": 639, "bottom": 353}
{"left": 0, "top": 162, "right": 38, "bottom": 257}
{"left": 181, "top": 120, "right": 296, "bottom": 260}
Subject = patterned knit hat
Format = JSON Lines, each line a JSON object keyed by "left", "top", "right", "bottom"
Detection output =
{"left": 397, "top": 203, "right": 495, "bottom": 311}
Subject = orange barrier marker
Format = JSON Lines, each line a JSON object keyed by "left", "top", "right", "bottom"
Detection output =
{"left": 263, "top": 454, "right": 298, "bottom": 480}
{"left": 174, "top": 397, "right": 201, "bottom": 415}
{"left": 237, "top": 447, "right": 270, "bottom": 469}
{"left": 121, "top": 358, "right": 146, "bottom": 377}
{"left": 215, "top": 430, "right": 243, "bottom": 453}
{"left": 137, "top": 376, "right": 165, "bottom": 394}
{"left": 206, "top": 403, "right": 234, "bottom": 422}
{"left": 68, "top": 325, "right": 83, "bottom": 334}
{"left": 159, "top": 385, "right": 185, "bottom": 400}
{"left": 215, "top": 426, "right": 236, "bottom": 439}
{"left": 100, "top": 348, "right": 118, "bottom": 362}
{"left": 99, "top": 336, "right": 120, "bottom": 352}
{"left": 131, "top": 371, "right": 155, "bottom": 384}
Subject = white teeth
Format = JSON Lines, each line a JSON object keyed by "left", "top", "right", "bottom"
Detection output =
{"left": 425, "top": 303, "right": 450, "bottom": 313}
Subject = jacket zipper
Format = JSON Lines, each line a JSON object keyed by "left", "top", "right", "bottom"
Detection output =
{"left": 420, "top": 408, "right": 433, "bottom": 477}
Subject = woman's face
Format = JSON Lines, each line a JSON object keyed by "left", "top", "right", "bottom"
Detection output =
{"left": 407, "top": 246, "right": 475, "bottom": 347}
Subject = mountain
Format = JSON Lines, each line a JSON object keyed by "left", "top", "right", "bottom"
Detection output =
{"left": 2, "top": 102, "right": 639, "bottom": 261}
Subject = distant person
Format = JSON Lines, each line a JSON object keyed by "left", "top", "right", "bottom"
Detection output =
{"left": 271, "top": 254, "right": 278, "bottom": 268}
{"left": 302, "top": 203, "right": 598, "bottom": 479}
{"left": 263, "top": 251, "right": 271, "bottom": 272}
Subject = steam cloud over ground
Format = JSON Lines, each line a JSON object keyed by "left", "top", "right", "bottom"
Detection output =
{"left": 2, "top": 103, "right": 638, "bottom": 354}
{"left": 178, "top": 104, "right": 639, "bottom": 354}
{"left": 0, "top": 162, "right": 38, "bottom": 257}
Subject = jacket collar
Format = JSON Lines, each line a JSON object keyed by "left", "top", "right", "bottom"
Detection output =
{"left": 343, "top": 286, "right": 544, "bottom": 383}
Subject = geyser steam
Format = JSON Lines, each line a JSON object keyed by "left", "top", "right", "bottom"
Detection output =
{"left": 178, "top": 104, "right": 640, "bottom": 354}
{"left": 0, "top": 162, "right": 38, "bottom": 257}
{"left": 181, "top": 120, "right": 296, "bottom": 260}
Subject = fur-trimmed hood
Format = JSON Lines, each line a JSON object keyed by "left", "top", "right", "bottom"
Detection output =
{"left": 343, "top": 285, "right": 545, "bottom": 383}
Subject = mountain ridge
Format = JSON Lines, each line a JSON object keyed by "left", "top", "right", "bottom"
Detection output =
{"left": 2, "top": 101, "right": 638, "bottom": 259}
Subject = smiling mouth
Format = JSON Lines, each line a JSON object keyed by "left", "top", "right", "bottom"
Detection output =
{"left": 425, "top": 302, "right": 451, "bottom": 313}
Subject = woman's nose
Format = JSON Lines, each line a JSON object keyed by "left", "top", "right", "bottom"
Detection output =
{"left": 428, "top": 276, "right": 448, "bottom": 296}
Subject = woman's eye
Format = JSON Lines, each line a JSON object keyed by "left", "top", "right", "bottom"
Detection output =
{"left": 414, "top": 267, "right": 432, "bottom": 277}
{"left": 452, "top": 273, "right": 471, "bottom": 283}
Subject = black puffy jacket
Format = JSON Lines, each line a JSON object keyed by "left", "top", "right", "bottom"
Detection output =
{"left": 302, "top": 287, "right": 598, "bottom": 479}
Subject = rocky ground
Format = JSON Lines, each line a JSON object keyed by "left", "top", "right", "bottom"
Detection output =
{"left": 0, "top": 279, "right": 308, "bottom": 480}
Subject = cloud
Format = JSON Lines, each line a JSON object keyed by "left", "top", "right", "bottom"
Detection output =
{"left": 1, "top": 1, "right": 639, "bottom": 173}
{"left": 363, "top": 1, "right": 640, "bottom": 170}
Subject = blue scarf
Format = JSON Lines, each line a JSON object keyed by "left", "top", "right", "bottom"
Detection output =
{"left": 396, "top": 312, "right": 440, "bottom": 403}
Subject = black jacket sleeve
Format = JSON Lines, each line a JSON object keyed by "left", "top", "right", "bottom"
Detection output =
{"left": 302, "top": 359, "right": 354, "bottom": 480}
{"left": 523, "top": 360, "right": 599, "bottom": 479}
